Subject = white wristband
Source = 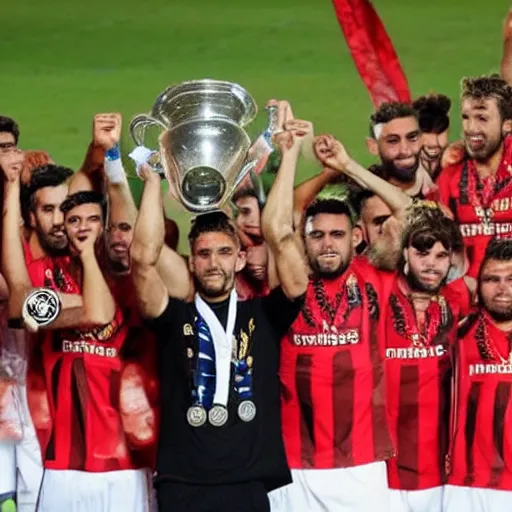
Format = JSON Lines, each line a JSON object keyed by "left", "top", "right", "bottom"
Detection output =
{"left": 104, "top": 157, "right": 127, "bottom": 184}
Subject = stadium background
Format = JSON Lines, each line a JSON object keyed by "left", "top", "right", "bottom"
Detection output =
{"left": 1, "top": 0, "right": 509, "bottom": 250}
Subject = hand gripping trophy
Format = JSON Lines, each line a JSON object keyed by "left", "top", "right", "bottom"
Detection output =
{"left": 129, "top": 79, "right": 277, "bottom": 213}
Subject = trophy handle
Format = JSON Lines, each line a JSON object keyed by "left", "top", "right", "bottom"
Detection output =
{"left": 232, "top": 159, "right": 258, "bottom": 191}
{"left": 129, "top": 114, "right": 168, "bottom": 148}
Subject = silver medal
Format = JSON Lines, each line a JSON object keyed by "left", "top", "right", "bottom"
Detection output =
{"left": 208, "top": 404, "right": 229, "bottom": 427}
{"left": 186, "top": 405, "right": 207, "bottom": 427}
{"left": 237, "top": 400, "right": 257, "bottom": 422}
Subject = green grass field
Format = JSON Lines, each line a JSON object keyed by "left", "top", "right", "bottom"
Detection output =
{"left": 1, "top": 0, "right": 510, "bottom": 247}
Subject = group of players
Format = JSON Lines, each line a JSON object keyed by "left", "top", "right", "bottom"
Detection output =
{"left": 1, "top": 18, "right": 512, "bottom": 512}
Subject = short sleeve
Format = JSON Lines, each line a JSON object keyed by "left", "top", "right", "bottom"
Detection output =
{"left": 145, "top": 296, "right": 186, "bottom": 335}
{"left": 261, "top": 286, "right": 305, "bottom": 338}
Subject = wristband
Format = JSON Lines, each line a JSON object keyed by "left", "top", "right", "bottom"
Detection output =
{"left": 104, "top": 157, "right": 127, "bottom": 184}
{"left": 105, "top": 143, "right": 121, "bottom": 161}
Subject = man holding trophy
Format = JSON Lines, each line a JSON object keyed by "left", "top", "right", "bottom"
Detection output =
{"left": 129, "top": 82, "right": 309, "bottom": 512}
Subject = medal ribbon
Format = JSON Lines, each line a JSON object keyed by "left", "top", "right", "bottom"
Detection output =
{"left": 466, "top": 136, "right": 512, "bottom": 223}
{"left": 192, "top": 315, "right": 217, "bottom": 410}
{"left": 194, "top": 290, "right": 237, "bottom": 408}
{"left": 394, "top": 289, "right": 445, "bottom": 347}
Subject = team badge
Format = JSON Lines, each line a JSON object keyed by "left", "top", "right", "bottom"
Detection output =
{"left": 208, "top": 404, "right": 229, "bottom": 427}
{"left": 187, "top": 405, "right": 207, "bottom": 427}
{"left": 22, "top": 288, "right": 61, "bottom": 327}
{"left": 237, "top": 400, "right": 257, "bottom": 422}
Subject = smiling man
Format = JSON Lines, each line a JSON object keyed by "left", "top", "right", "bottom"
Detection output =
{"left": 437, "top": 75, "right": 512, "bottom": 280}
{"left": 366, "top": 102, "right": 436, "bottom": 199}
{"left": 445, "top": 237, "right": 512, "bottom": 512}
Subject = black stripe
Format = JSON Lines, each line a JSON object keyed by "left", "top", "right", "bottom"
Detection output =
{"left": 296, "top": 354, "right": 315, "bottom": 468}
{"left": 488, "top": 382, "right": 511, "bottom": 487}
{"left": 464, "top": 382, "right": 481, "bottom": 486}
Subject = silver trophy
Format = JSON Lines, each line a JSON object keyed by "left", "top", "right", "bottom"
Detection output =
{"left": 130, "top": 79, "right": 264, "bottom": 213}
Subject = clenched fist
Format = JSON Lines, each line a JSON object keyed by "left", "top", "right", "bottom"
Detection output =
{"left": 0, "top": 148, "right": 25, "bottom": 182}
{"left": 93, "top": 113, "right": 122, "bottom": 151}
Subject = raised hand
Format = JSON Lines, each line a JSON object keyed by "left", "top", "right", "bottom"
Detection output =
{"left": 0, "top": 148, "right": 25, "bottom": 182}
{"left": 441, "top": 140, "right": 465, "bottom": 168}
{"left": 93, "top": 113, "right": 122, "bottom": 151}
{"left": 314, "top": 134, "right": 350, "bottom": 172}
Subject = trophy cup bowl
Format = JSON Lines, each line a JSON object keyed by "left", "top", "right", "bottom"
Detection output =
{"left": 130, "top": 79, "right": 258, "bottom": 213}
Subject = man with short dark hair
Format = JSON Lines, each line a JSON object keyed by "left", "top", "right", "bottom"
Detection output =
{"left": 21, "top": 164, "right": 74, "bottom": 258}
{"left": 0, "top": 116, "right": 20, "bottom": 149}
{"left": 367, "top": 101, "right": 438, "bottom": 199}
{"left": 445, "top": 237, "right": 512, "bottom": 512}
{"left": 232, "top": 187, "right": 269, "bottom": 300}
{"left": 413, "top": 94, "right": 451, "bottom": 179}
{"left": 131, "top": 101, "right": 309, "bottom": 512}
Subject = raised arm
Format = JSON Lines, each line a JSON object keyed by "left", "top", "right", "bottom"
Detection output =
{"left": 293, "top": 167, "right": 340, "bottom": 224}
{"left": 0, "top": 149, "right": 32, "bottom": 318}
{"left": 68, "top": 114, "right": 109, "bottom": 194}
{"left": 314, "top": 134, "right": 412, "bottom": 216}
{"left": 131, "top": 166, "right": 186, "bottom": 318}
{"left": 502, "top": 9, "right": 512, "bottom": 85}
{"left": 261, "top": 102, "right": 308, "bottom": 299}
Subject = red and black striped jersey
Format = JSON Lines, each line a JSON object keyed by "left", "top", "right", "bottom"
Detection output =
{"left": 448, "top": 312, "right": 512, "bottom": 490}
{"left": 280, "top": 257, "right": 395, "bottom": 469}
{"left": 385, "top": 278, "right": 469, "bottom": 490}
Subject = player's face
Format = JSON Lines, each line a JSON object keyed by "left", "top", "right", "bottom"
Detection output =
{"left": 377, "top": 116, "right": 421, "bottom": 183}
{"left": 420, "top": 130, "right": 449, "bottom": 175}
{"left": 304, "top": 213, "right": 353, "bottom": 279}
{"left": 30, "top": 185, "right": 69, "bottom": 254}
{"left": 0, "top": 132, "right": 16, "bottom": 149}
{"left": 190, "top": 232, "right": 245, "bottom": 300}
{"left": 235, "top": 196, "right": 261, "bottom": 235}
{"left": 245, "top": 244, "right": 268, "bottom": 281}
{"left": 106, "top": 215, "right": 133, "bottom": 273}
{"left": 404, "top": 241, "right": 451, "bottom": 293}
{"left": 479, "top": 259, "right": 512, "bottom": 322}
{"left": 64, "top": 203, "right": 103, "bottom": 252}
{"left": 361, "top": 196, "right": 401, "bottom": 271}
{"left": 462, "top": 97, "right": 504, "bottom": 162}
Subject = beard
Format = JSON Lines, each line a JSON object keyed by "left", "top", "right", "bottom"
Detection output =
{"left": 486, "top": 308, "right": 512, "bottom": 323}
{"left": 381, "top": 153, "right": 420, "bottom": 184}
{"left": 35, "top": 225, "right": 68, "bottom": 257}
{"left": 465, "top": 132, "right": 503, "bottom": 162}
{"left": 405, "top": 268, "right": 447, "bottom": 294}
{"left": 368, "top": 245, "right": 400, "bottom": 271}
{"left": 308, "top": 257, "right": 349, "bottom": 280}
{"left": 194, "top": 270, "right": 233, "bottom": 299}
{"left": 108, "top": 257, "right": 130, "bottom": 274}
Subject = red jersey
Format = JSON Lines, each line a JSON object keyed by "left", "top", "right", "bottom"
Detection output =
{"left": 447, "top": 312, "right": 512, "bottom": 490}
{"left": 437, "top": 136, "right": 512, "bottom": 278}
{"left": 109, "top": 274, "right": 159, "bottom": 468}
{"left": 280, "top": 258, "right": 395, "bottom": 469}
{"left": 385, "top": 278, "right": 470, "bottom": 490}
{"left": 24, "top": 242, "right": 140, "bottom": 472}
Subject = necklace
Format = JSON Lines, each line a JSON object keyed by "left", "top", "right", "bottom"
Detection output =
{"left": 475, "top": 314, "right": 512, "bottom": 365}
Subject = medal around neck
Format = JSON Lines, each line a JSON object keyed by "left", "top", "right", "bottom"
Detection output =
{"left": 187, "top": 405, "right": 207, "bottom": 427}
{"left": 208, "top": 404, "right": 229, "bottom": 427}
{"left": 22, "top": 288, "right": 61, "bottom": 327}
{"left": 237, "top": 400, "right": 257, "bottom": 422}
{"left": 130, "top": 79, "right": 261, "bottom": 213}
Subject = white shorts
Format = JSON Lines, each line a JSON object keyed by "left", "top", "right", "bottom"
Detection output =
{"left": 443, "top": 484, "right": 512, "bottom": 512}
{"left": 389, "top": 486, "right": 444, "bottom": 512}
{"left": 268, "top": 461, "right": 389, "bottom": 512}
{"left": 36, "top": 468, "right": 151, "bottom": 512}
{"left": 15, "top": 383, "right": 44, "bottom": 512}
{"left": 0, "top": 441, "right": 16, "bottom": 494}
